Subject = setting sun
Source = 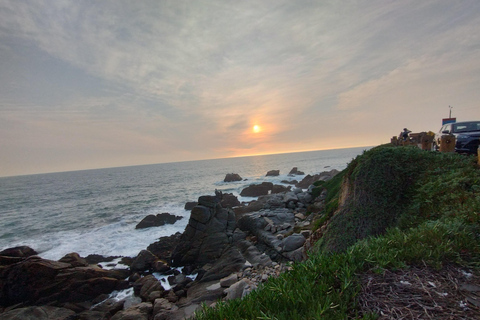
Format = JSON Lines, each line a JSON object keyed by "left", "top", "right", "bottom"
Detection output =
{"left": 253, "top": 125, "right": 261, "bottom": 133}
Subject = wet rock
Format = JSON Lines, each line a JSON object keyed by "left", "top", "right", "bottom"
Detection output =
{"left": 240, "top": 182, "right": 274, "bottom": 197}
{"left": 0, "top": 246, "right": 37, "bottom": 258}
{"left": 271, "top": 185, "right": 291, "bottom": 194}
{"left": 184, "top": 202, "right": 198, "bottom": 210}
{"left": 147, "top": 233, "right": 182, "bottom": 262}
{"left": 59, "top": 252, "right": 89, "bottom": 267}
{"left": 134, "top": 275, "right": 164, "bottom": 302}
{"left": 224, "top": 173, "right": 242, "bottom": 182}
{"left": 131, "top": 250, "right": 158, "bottom": 272}
{"left": 266, "top": 170, "right": 280, "bottom": 176}
{"left": 288, "top": 167, "right": 305, "bottom": 175}
{"left": 135, "top": 213, "right": 183, "bottom": 229}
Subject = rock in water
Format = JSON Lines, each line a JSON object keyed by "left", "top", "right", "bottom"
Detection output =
{"left": 266, "top": 170, "right": 280, "bottom": 176}
{"left": 224, "top": 173, "right": 242, "bottom": 182}
{"left": 288, "top": 167, "right": 305, "bottom": 175}
{"left": 135, "top": 213, "right": 183, "bottom": 229}
{"left": 240, "top": 182, "right": 273, "bottom": 197}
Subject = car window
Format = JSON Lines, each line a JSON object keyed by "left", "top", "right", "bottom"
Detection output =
{"left": 453, "top": 122, "right": 480, "bottom": 133}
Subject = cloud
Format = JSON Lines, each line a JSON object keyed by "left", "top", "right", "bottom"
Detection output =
{"left": 1, "top": 0, "right": 480, "bottom": 175}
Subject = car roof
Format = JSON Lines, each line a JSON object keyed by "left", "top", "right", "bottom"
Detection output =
{"left": 452, "top": 120, "right": 480, "bottom": 124}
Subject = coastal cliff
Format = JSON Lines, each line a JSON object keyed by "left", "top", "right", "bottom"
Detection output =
{"left": 195, "top": 144, "right": 480, "bottom": 319}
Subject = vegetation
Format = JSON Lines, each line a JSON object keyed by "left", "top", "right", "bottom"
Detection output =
{"left": 194, "top": 145, "right": 480, "bottom": 319}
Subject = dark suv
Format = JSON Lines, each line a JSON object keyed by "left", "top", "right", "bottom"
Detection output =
{"left": 435, "top": 121, "right": 480, "bottom": 154}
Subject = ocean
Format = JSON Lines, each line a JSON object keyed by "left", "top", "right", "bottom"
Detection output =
{"left": 0, "top": 147, "right": 370, "bottom": 261}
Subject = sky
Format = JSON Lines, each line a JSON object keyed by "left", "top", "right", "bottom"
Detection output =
{"left": 1, "top": 1, "right": 479, "bottom": 177}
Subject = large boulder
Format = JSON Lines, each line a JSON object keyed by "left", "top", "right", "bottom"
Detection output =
{"left": 224, "top": 173, "right": 242, "bottom": 182}
{"left": 184, "top": 202, "right": 198, "bottom": 210}
{"left": 146, "top": 233, "right": 182, "bottom": 262}
{"left": 171, "top": 195, "right": 236, "bottom": 268}
{"left": 288, "top": 167, "right": 305, "bottom": 175}
{"left": 135, "top": 213, "right": 183, "bottom": 229}
{"left": 0, "top": 255, "right": 129, "bottom": 307}
{"left": 220, "top": 193, "right": 241, "bottom": 208}
{"left": 240, "top": 182, "right": 273, "bottom": 197}
{"left": 266, "top": 170, "right": 280, "bottom": 176}
{"left": 0, "top": 246, "right": 37, "bottom": 258}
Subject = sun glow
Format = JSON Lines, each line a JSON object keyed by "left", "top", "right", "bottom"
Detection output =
{"left": 253, "top": 125, "right": 261, "bottom": 133}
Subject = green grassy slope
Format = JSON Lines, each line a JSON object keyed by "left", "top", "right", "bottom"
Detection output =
{"left": 194, "top": 145, "right": 480, "bottom": 319}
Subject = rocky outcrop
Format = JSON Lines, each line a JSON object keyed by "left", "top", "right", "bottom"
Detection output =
{"left": 240, "top": 182, "right": 274, "bottom": 197}
{"left": 0, "top": 255, "right": 129, "bottom": 308}
{"left": 266, "top": 170, "right": 280, "bottom": 176}
{"left": 171, "top": 195, "right": 236, "bottom": 268}
{"left": 295, "top": 169, "right": 339, "bottom": 188}
{"left": 135, "top": 213, "right": 183, "bottom": 229}
{"left": 224, "top": 173, "right": 242, "bottom": 182}
{"left": 220, "top": 193, "right": 241, "bottom": 208}
{"left": 184, "top": 201, "right": 198, "bottom": 210}
{"left": 288, "top": 167, "right": 305, "bottom": 175}
{"left": 146, "top": 232, "right": 182, "bottom": 263}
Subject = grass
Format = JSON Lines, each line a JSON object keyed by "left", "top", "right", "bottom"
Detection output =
{"left": 193, "top": 145, "right": 480, "bottom": 319}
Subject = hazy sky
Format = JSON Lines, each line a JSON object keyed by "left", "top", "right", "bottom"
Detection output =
{"left": 1, "top": 1, "right": 479, "bottom": 177}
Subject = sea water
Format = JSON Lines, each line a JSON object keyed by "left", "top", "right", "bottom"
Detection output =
{"left": 0, "top": 146, "right": 371, "bottom": 261}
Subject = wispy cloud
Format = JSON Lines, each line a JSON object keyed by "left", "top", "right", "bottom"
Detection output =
{"left": 1, "top": 0, "right": 479, "bottom": 175}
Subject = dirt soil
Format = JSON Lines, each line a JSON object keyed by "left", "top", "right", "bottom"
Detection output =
{"left": 357, "top": 264, "right": 480, "bottom": 319}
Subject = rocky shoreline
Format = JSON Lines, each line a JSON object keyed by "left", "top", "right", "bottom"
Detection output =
{"left": 0, "top": 168, "right": 339, "bottom": 320}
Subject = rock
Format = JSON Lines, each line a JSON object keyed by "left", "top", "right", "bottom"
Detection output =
{"left": 135, "top": 213, "right": 183, "bottom": 229}
{"left": 295, "top": 170, "right": 340, "bottom": 188}
{"left": 130, "top": 250, "right": 158, "bottom": 272}
{"left": 220, "top": 273, "right": 238, "bottom": 287}
{"left": 184, "top": 202, "right": 198, "bottom": 210}
{"left": 0, "top": 256, "right": 129, "bottom": 307}
{"left": 288, "top": 167, "right": 305, "bottom": 175}
{"left": 240, "top": 182, "right": 274, "bottom": 197}
{"left": 0, "top": 306, "right": 75, "bottom": 320}
{"left": 282, "top": 233, "right": 306, "bottom": 252}
{"left": 199, "top": 246, "right": 246, "bottom": 283}
{"left": 281, "top": 180, "right": 298, "bottom": 185}
{"left": 297, "top": 192, "right": 313, "bottom": 204}
{"left": 224, "top": 279, "right": 255, "bottom": 300}
{"left": 59, "top": 252, "right": 89, "bottom": 267}
{"left": 184, "top": 280, "right": 225, "bottom": 304}
{"left": 224, "top": 173, "right": 242, "bottom": 182}
{"left": 0, "top": 246, "right": 37, "bottom": 258}
{"left": 282, "top": 247, "right": 305, "bottom": 262}
{"left": 111, "top": 302, "right": 152, "bottom": 320}
{"left": 84, "top": 254, "right": 121, "bottom": 265}
{"left": 220, "top": 193, "right": 241, "bottom": 208}
{"left": 266, "top": 170, "right": 280, "bottom": 176}
{"left": 171, "top": 195, "right": 236, "bottom": 268}
{"left": 134, "top": 275, "right": 164, "bottom": 302}
{"left": 147, "top": 232, "right": 182, "bottom": 262}
{"left": 271, "top": 184, "right": 291, "bottom": 194}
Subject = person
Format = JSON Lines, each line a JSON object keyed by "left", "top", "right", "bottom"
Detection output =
{"left": 400, "top": 128, "right": 411, "bottom": 141}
